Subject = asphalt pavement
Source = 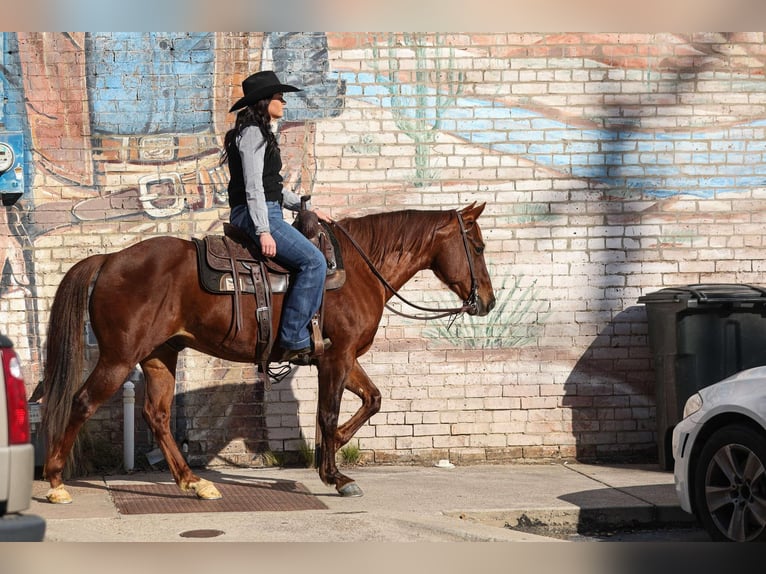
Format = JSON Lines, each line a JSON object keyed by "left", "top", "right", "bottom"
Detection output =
{"left": 24, "top": 461, "right": 707, "bottom": 543}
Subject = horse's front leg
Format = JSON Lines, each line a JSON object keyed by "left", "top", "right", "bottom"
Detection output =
{"left": 335, "top": 361, "right": 381, "bottom": 448}
{"left": 316, "top": 360, "right": 363, "bottom": 497}
{"left": 141, "top": 350, "right": 221, "bottom": 500}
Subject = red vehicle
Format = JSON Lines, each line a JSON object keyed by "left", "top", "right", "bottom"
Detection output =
{"left": 0, "top": 334, "right": 45, "bottom": 541}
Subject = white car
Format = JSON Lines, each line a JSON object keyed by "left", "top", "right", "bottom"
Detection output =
{"left": 672, "top": 366, "right": 766, "bottom": 542}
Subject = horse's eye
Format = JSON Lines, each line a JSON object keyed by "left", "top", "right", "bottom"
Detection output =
{"left": 475, "top": 245, "right": 485, "bottom": 255}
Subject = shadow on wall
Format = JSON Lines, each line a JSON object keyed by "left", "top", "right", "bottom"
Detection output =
{"left": 43, "top": 306, "right": 661, "bottom": 477}
{"left": 562, "top": 306, "right": 658, "bottom": 464}
{"left": 54, "top": 369, "right": 309, "bottom": 478}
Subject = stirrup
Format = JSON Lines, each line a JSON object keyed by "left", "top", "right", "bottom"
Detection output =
{"left": 279, "top": 338, "right": 332, "bottom": 366}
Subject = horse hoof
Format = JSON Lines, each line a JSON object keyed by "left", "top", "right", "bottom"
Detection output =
{"left": 337, "top": 482, "right": 364, "bottom": 497}
{"left": 189, "top": 478, "right": 222, "bottom": 500}
{"left": 46, "top": 485, "right": 73, "bottom": 504}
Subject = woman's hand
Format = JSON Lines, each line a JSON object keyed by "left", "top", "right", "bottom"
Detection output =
{"left": 259, "top": 232, "right": 277, "bottom": 257}
{"left": 313, "top": 207, "right": 333, "bottom": 223}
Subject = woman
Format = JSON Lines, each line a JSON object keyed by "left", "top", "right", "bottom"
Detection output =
{"left": 223, "top": 70, "right": 332, "bottom": 365}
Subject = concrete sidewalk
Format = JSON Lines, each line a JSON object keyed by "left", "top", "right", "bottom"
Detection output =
{"left": 27, "top": 462, "right": 700, "bottom": 542}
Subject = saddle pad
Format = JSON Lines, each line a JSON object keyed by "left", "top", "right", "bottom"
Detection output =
{"left": 193, "top": 237, "right": 345, "bottom": 296}
{"left": 204, "top": 234, "right": 291, "bottom": 275}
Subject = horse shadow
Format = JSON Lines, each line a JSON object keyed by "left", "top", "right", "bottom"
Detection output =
{"left": 167, "top": 367, "right": 313, "bottom": 470}
{"left": 51, "top": 363, "right": 312, "bottom": 477}
{"left": 561, "top": 305, "right": 659, "bottom": 465}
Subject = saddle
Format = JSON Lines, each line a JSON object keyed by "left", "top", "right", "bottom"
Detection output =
{"left": 192, "top": 208, "right": 345, "bottom": 385}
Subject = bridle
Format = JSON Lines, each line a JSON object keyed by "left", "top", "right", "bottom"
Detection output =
{"left": 333, "top": 210, "right": 480, "bottom": 321}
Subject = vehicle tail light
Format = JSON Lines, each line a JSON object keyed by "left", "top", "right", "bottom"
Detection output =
{"left": 2, "top": 346, "right": 30, "bottom": 444}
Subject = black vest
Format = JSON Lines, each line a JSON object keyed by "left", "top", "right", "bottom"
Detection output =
{"left": 226, "top": 136, "right": 284, "bottom": 208}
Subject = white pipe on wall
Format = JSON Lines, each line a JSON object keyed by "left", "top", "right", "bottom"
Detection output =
{"left": 123, "top": 380, "right": 135, "bottom": 471}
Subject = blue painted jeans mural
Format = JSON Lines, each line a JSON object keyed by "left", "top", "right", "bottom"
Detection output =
{"left": 86, "top": 33, "right": 214, "bottom": 135}
{"left": 230, "top": 202, "right": 326, "bottom": 351}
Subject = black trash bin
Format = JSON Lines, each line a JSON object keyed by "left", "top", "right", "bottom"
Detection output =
{"left": 638, "top": 284, "right": 766, "bottom": 469}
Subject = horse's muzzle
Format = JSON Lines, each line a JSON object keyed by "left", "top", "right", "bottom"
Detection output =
{"left": 463, "top": 293, "right": 495, "bottom": 317}
{"left": 467, "top": 293, "right": 495, "bottom": 316}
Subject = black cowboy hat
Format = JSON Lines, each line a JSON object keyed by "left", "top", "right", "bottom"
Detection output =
{"left": 229, "top": 70, "right": 301, "bottom": 113}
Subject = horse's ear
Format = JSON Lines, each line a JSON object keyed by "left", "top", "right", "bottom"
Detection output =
{"left": 460, "top": 202, "right": 486, "bottom": 223}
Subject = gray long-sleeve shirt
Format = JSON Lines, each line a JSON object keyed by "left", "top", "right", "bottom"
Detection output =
{"left": 238, "top": 125, "right": 306, "bottom": 235}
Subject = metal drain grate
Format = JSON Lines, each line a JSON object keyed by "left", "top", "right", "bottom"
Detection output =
{"left": 109, "top": 480, "right": 328, "bottom": 515}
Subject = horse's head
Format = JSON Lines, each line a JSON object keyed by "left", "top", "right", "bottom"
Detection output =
{"left": 432, "top": 202, "right": 496, "bottom": 316}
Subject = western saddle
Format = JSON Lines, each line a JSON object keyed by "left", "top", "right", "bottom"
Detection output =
{"left": 192, "top": 208, "right": 344, "bottom": 386}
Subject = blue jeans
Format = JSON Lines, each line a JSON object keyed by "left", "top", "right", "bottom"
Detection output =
{"left": 230, "top": 202, "right": 327, "bottom": 350}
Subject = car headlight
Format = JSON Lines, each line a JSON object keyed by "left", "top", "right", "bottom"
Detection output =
{"left": 682, "top": 393, "right": 703, "bottom": 418}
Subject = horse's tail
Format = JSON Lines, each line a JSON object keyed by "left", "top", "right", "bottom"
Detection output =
{"left": 42, "top": 254, "right": 108, "bottom": 450}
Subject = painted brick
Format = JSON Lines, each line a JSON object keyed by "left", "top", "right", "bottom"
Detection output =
{"left": 395, "top": 436, "right": 433, "bottom": 450}
{"left": 12, "top": 31, "right": 766, "bottom": 471}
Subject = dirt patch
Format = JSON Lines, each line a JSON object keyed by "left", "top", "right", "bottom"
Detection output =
{"left": 505, "top": 513, "right": 706, "bottom": 542}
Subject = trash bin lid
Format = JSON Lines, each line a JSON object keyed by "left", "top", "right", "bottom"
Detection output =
{"left": 638, "top": 283, "right": 766, "bottom": 306}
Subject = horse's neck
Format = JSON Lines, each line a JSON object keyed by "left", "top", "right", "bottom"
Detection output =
{"left": 378, "top": 254, "right": 428, "bottom": 293}
{"left": 347, "top": 212, "right": 438, "bottom": 292}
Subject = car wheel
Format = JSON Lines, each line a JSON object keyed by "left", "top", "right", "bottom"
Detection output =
{"left": 693, "top": 424, "right": 766, "bottom": 542}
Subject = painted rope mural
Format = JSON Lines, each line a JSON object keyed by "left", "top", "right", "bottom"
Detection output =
{"left": 2, "top": 32, "right": 766, "bottom": 468}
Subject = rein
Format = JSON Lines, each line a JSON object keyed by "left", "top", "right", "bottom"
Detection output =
{"left": 333, "top": 210, "right": 479, "bottom": 321}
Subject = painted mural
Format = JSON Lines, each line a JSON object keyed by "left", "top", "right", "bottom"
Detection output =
{"left": 0, "top": 32, "right": 344, "bottom": 384}
{"left": 3, "top": 32, "right": 766, "bottom": 466}
{"left": 341, "top": 33, "right": 766, "bottom": 198}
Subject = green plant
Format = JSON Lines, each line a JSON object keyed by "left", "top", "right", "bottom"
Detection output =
{"left": 339, "top": 442, "right": 362, "bottom": 466}
{"left": 505, "top": 203, "right": 556, "bottom": 225}
{"left": 424, "top": 272, "right": 545, "bottom": 349}
{"left": 260, "top": 449, "right": 284, "bottom": 468}
{"left": 298, "top": 440, "right": 315, "bottom": 468}
{"left": 371, "top": 33, "right": 465, "bottom": 186}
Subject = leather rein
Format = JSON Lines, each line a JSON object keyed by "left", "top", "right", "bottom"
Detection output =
{"left": 332, "top": 210, "right": 479, "bottom": 321}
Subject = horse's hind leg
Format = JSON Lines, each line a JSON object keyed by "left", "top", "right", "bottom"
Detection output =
{"left": 141, "top": 347, "right": 221, "bottom": 500}
{"left": 45, "top": 359, "right": 134, "bottom": 503}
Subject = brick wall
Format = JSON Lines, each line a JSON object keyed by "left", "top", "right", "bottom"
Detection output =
{"left": 3, "top": 32, "right": 766, "bottom": 470}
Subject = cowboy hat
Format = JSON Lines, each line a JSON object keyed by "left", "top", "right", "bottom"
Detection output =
{"left": 229, "top": 70, "right": 301, "bottom": 113}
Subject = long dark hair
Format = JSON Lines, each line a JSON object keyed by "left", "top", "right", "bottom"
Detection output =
{"left": 221, "top": 97, "right": 278, "bottom": 164}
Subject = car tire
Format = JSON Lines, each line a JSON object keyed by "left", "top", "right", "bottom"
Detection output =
{"left": 693, "top": 424, "right": 766, "bottom": 542}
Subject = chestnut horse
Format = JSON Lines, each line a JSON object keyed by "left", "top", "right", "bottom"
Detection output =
{"left": 41, "top": 202, "right": 495, "bottom": 503}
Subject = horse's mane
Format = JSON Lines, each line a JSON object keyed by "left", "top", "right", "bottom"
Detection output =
{"left": 338, "top": 209, "right": 451, "bottom": 264}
